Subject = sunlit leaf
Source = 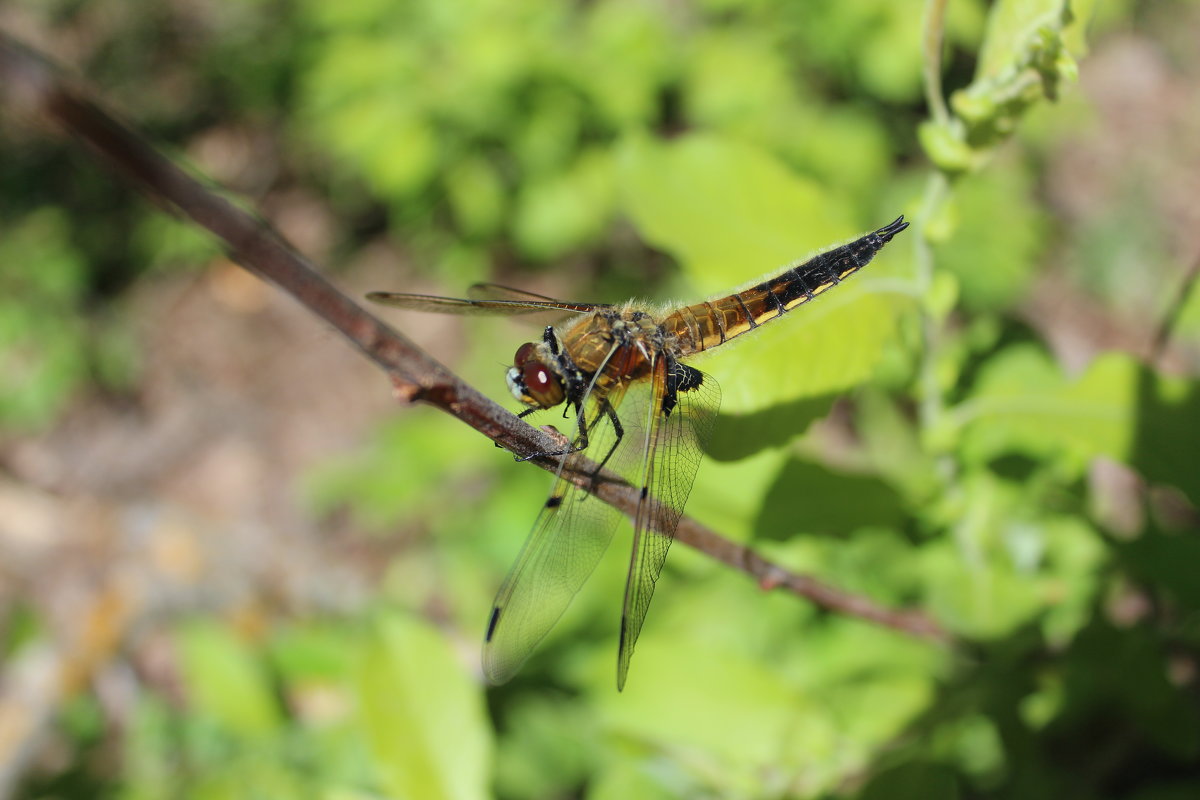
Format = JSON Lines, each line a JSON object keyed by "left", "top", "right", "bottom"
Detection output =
{"left": 586, "top": 761, "right": 680, "bottom": 800}
{"left": 514, "top": 147, "right": 617, "bottom": 260}
{"left": 356, "top": 614, "right": 492, "bottom": 800}
{"left": 935, "top": 162, "right": 1048, "bottom": 311}
{"left": 445, "top": 156, "right": 506, "bottom": 239}
{"left": 954, "top": 346, "right": 1137, "bottom": 471}
{"left": 976, "top": 0, "right": 1071, "bottom": 81}
{"left": 948, "top": 0, "right": 1093, "bottom": 155}
{"left": 600, "top": 633, "right": 811, "bottom": 794}
{"left": 685, "top": 32, "right": 796, "bottom": 132}
{"left": 176, "top": 621, "right": 282, "bottom": 738}
{"left": 619, "top": 132, "right": 853, "bottom": 285}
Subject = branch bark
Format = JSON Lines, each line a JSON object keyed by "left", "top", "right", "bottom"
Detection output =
{"left": 0, "top": 32, "right": 949, "bottom": 644}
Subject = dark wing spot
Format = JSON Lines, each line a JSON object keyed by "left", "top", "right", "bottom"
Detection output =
{"left": 640, "top": 485, "right": 649, "bottom": 499}
{"left": 673, "top": 363, "right": 704, "bottom": 392}
{"left": 661, "top": 392, "right": 678, "bottom": 418}
{"left": 486, "top": 606, "right": 502, "bottom": 641}
{"left": 545, "top": 495, "right": 563, "bottom": 509}
{"left": 661, "top": 361, "right": 705, "bottom": 417}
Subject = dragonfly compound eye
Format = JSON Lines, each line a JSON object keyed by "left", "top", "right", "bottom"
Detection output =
{"left": 514, "top": 342, "right": 538, "bottom": 366}
{"left": 520, "top": 360, "right": 565, "bottom": 408}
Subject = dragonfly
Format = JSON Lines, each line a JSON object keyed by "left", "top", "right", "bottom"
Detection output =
{"left": 368, "top": 215, "right": 909, "bottom": 690}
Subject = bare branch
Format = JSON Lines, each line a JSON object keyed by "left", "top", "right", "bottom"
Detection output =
{"left": 0, "top": 31, "right": 950, "bottom": 645}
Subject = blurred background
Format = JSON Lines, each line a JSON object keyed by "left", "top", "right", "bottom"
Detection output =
{"left": 2, "top": 0, "right": 1200, "bottom": 797}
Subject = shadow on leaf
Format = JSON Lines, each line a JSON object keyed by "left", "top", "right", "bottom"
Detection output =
{"left": 754, "top": 457, "right": 906, "bottom": 541}
{"left": 705, "top": 393, "right": 839, "bottom": 463}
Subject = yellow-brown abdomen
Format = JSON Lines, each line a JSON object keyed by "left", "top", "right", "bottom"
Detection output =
{"left": 664, "top": 216, "right": 908, "bottom": 355}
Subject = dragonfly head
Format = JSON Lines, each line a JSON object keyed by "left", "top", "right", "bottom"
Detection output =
{"left": 507, "top": 341, "right": 566, "bottom": 409}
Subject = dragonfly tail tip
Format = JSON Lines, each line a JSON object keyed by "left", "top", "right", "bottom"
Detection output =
{"left": 875, "top": 214, "right": 910, "bottom": 243}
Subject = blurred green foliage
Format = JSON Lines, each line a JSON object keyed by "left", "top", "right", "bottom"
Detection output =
{"left": 4, "top": 0, "right": 1200, "bottom": 798}
{"left": 0, "top": 209, "right": 90, "bottom": 428}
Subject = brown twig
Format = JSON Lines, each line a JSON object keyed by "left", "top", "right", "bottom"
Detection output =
{"left": 0, "top": 31, "right": 949, "bottom": 645}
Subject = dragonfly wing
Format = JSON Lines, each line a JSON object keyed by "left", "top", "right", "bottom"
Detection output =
{"left": 482, "top": 470, "right": 623, "bottom": 684}
{"left": 482, "top": 381, "right": 638, "bottom": 685}
{"left": 616, "top": 358, "right": 721, "bottom": 691}
{"left": 366, "top": 288, "right": 602, "bottom": 316}
{"left": 468, "top": 283, "right": 611, "bottom": 312}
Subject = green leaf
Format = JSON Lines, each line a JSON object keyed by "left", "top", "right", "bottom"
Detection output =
{"left": 954, "top": 346, "right": 1137, "bottom": 471}
{"left": 356, "top": 614, "right": 492, "bottom": 800}
{"left": 445, "top": 156, "right": 506, "bottom": 239}
{"left": 305, "top": 413, "right": 488, "bottom": 530}
{"left": 619, "top": 133, "right": 854, "bottom": 287}
{"left": 599, "top": 633, "right": 809, "bottom": 792}
{"left": 711, "top": 289, "right": 906, "bottom": 413}
{"left": 784, "top": 108, "right": 894, "bottom": 200}
{"left": 269, "top": 623, "right": 354, "bottom": 682}
{"left": 513, "top": 146, "right": 617, "bottom": 260}
{"left": 0, "top": 209, "right": 90, "bottom": 430}
{"left": 935, "top": 162, "right": 1048, "bottom": 311}
{"left": 754, "top": 458, "right": 907, "bottom": 540}
{"left": 685, "top": 31, "right": 796, "bottom": 132}
{"left": 587, "top": 761, "right": 680, "bottom": 800}
{"left": 922, "top": 538, "right": 1049, "bottom": 638}
{"left": 920, "top": 470, "right": 1105, "bottom": 639}
{"left": 976, "top": 0, "right": 1071, "bottom": 81}
{"left": 918, "top": 121, "right": 979, "bottom": 174}
{"left": 175, "top": 621, "right": 282, "bottom": 738}
{"left": 576, "top": 1, "right": 676, "bottom": 127}
{"left": 946, "top": 0, "right": 1095, "bottom": 158}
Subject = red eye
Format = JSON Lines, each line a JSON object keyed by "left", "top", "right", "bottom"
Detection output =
{"left": 514, "top": 342, "right": 538, "bottom": 366}
{"left": 520, "top": 359, "right": 564, "bottom": 407}
{"left": 522, "top": 361, "right": 552, "bottom": 392}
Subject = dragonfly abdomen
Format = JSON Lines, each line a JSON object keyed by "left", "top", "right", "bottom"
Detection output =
{"left": 665, "top": 216, "right": 908, "bottom": 355}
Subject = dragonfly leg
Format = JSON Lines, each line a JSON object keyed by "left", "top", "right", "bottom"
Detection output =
{"left": 513, "top": 391, "right": 626, "bottom": 467}
{"left": 514, "top": 399, "right": 593, "bottom": 462}
{"left": 591, "top": 399, "right": 623, "bottom": 473}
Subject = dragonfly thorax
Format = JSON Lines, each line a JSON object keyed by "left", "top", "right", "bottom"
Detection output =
{"left": 507, "top": 341, "right": 567, "bottom": 409}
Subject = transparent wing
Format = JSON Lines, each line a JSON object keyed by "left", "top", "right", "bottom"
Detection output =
{"left": 468, "top": 283, "right": 610, "bottom": 311}
{"left": 366, "top": 283, "right": 605, "bottom": 316}
{"left": 616, "top": 359, "right": 721, "bottom": 690}
{"left": 482, "top": 377, "right": 644, "bottom": 685}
